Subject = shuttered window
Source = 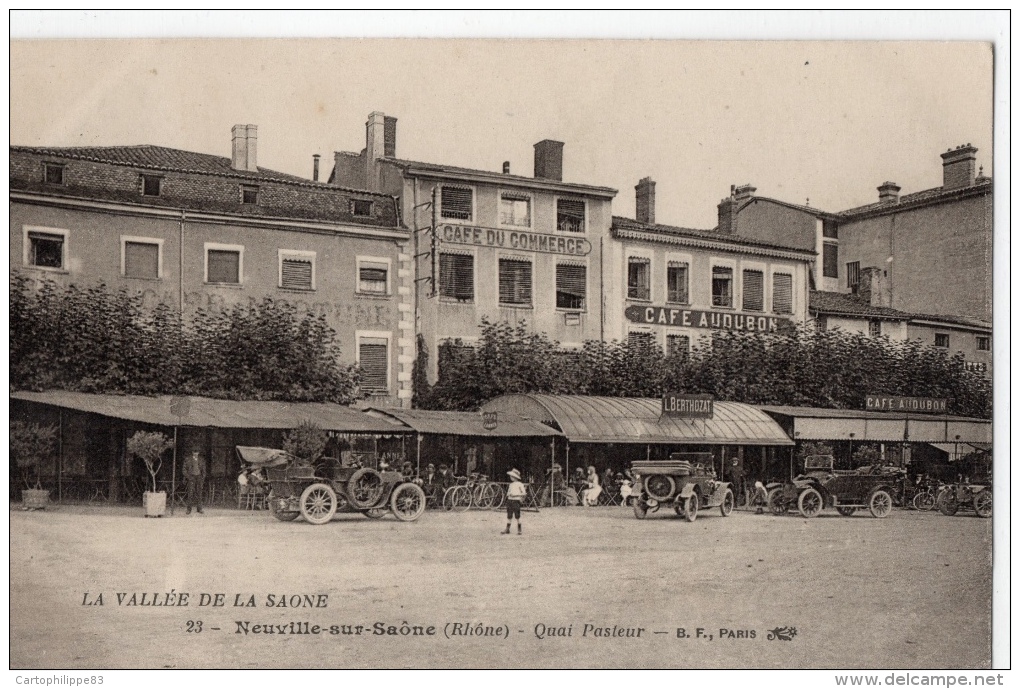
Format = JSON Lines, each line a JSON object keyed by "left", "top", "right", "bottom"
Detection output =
{"left": 846, "top": 261, "right": 861, "bottom": 290}
{"left": 359, "top": 338, "right": 389, "bottom": 392}
{"left": 666, "top": 334, "right": 690, "bottom": 358}
{"left": 628, "top": 331, "right": 655, "bottom": 350}
{"left": 28, "top": 231, "right": 65, "bottom": 269}
{"left": 439, "top": 253, "right": 474, "bottom": 302}
{"left": 557, "top": 198, "right": 585, "bottom": 233}
{"left": 711, "top": 266, "right": 733, "bottom": 307}
{"left": 742, "top": 270, "right": 764, "bottom": 312}
{"left": 869, "top": 320, "right": 882, "bottom": 337}
{"left": 499, "top": 258, "right": 532, "bottom": 305}
{"left": 281, "top": 258, "right": 313, "bottom": 290}
{"left": 556, "top": 264, "right": 586, "bottom": 310}
{"left": 207, "top": 249, "right": 240, "bottom": 284}
{"left": 500, "top": 192, "right": 531, "bottom": 227}
{"left": 627, "top": 257, "right": 650, "bottom": 300}
{"left": 773, "top": 273, "right": 793, "bottom": 314}
{"left": 358, "top": 262, "right": 388, "bottom": 294}
{"left": 667, "top": 262, "right": 689, "bottom": 304}
{"left": 823, "top": 242, "right": 838, "bottom": 278}
{"left": 124, "top": 241, "right": 159, "bottom": 279}
{"left": 440, "top": 186, "right": 473, "bottom": 221}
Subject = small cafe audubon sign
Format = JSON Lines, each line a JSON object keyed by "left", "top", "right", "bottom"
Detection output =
{"left": 865, "top": 396, "right": 948, "bottom": 414}
{"left": 625, "top": 305, "right": 793, "bottom": 333}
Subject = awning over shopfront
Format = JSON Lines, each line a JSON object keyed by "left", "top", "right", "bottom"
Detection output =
{"left": 759, "top": 405, "right": 992, "bottom": 444}
{"left": 929, "top": 442, "right": 992, "bottom": 461}
{"left": 11, "top": 391, "right": 403, "bottom": 434}
{"left": 482, "top": 395, "right": 793, "bottom": 445}
{"left": 366, "top": 407, "right": 562, "bottom": 438}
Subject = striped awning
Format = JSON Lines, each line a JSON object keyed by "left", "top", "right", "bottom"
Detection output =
{"left": 482, "top": 395, "right": 793, "bottom": 445}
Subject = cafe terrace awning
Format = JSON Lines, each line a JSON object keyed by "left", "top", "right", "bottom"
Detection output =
{"left": 758, "top": 405, "right": 992, "bottom": 444}
{"left": 10, "top": 390, "right": 403, "bottom": 434}
{"left": 365, "top": 407, "right": 562, "bottom": 438}
{"left": 482, "top": 395, "right": 793, "bottom": 445}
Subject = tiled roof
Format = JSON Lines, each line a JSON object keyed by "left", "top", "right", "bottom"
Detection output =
{"left": 838, "top": 178, "right": 992, "bottom": 218}
{"left": 908, "top": 312, "right": 992, "bottom": 331}
{"left": 378, "top": 156, "right": 618, "bottom": 196}
{"left": 11, "top": 144, "right": 317, "bottom": 185}
{"left": 738, "top": 196, "right": 837, "bottom": 219}
{"left": 612, "top": 216, "right": 815, "bottom": 255}
{"left": 809, "top": 291, "right": 912, "bottom": 320}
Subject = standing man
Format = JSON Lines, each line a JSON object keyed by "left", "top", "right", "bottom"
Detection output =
{"left": 184, "top": 450, "right": 206, "bottom": 514}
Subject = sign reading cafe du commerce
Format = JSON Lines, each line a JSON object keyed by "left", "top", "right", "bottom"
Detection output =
{"left": 626, "top": 305, "right": 794, "bottom": 333}
{"left": 440, "top": 224, "right": 591, "bottom": 256}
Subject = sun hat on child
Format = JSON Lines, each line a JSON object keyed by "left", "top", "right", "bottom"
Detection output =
{"left": 507, "top": 469, "right": 522, "bottom": 481}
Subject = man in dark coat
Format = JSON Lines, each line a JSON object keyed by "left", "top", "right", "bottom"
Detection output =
{"left": 184, "top": 450, "right": 206, "bottom": 514}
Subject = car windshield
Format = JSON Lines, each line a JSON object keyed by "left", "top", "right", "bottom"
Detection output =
{"left": 803, "top": 456, "right": 833, "bottom": 471}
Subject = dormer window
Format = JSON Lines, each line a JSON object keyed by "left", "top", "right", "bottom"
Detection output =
{"left": 44, "top": 163, "right": 64, "bottom": 185}
{"left": 352, "top": 199, "right": 373, "bottom": 217}
{"left": 141, "top": 175, "right": 162, "bottom": 197}
{"left": 241, "top": 185, "right": 259, "bottom": 205}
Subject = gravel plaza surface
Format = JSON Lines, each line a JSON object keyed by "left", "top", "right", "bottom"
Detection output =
{"left": 9, "top": 501, "right": 992, "bottom": 669}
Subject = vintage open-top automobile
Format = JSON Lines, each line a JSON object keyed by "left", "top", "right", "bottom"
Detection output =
{"left": 631, "top": 453, "right": 734, "bottom": 522}
{"left": 236, "top": 446, "right": 426, "bottom": 524}
{"left": 767, "top": 455, "right": 898, "bottom": 518}
{"left": 937, "top": 482, "right": 992, "bottom": 518}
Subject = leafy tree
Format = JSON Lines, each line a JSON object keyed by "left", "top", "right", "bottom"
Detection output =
{"left": 282, "top": 420, "right": 328, "bottom": 463}
{"left": 126, "top": 430, "right": 175, "bottom": 493}
{"left": 10, "top": 421, "right": 57, "bottom": 490}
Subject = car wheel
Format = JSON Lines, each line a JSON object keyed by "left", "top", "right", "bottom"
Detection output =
{"left": 868, "top": 489, "right": 893, "bottom": 519}
{"left": 390, "top": 483, "right": 427, "bottom": 522}
{"left": 633, "top": 500, "right": 648, "bottom": 520}
{"left": 347, "top": 468, "right": 384, "bottom": 509}
{"left": 362, "top": 508, "right": 387, "bottom": 519}
{"left": 684, "top": 492, "right": 699, "bottom": 523}
{"left": 767, "top": 488, "right": 789, "bottom": 515}
{"left": 268, "top": 491, "right": 299, "bottom": 522}
{"left": 973, "top": 489, "right": 992, "bottom": 518}
{"left": 299, "top": 483, "right": 337, "bottom": 525}
{"left": 798, "top": 488, "right": 823, "bottom": 518}
{"left": 938, "top": 491, "right": 959, "bottom": 516}
{"left": 720, "top": 489, "right": 734, "bottom": 517}
{"left": 836, "top": 505, "right": 856, "bottom": 517}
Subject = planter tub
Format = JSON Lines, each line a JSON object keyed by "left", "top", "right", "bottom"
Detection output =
{"left": 22, "top": 488, "right": 49, "bottom": 510}
{"left": 143, "top": 491, "right": 167, "bottom": 518}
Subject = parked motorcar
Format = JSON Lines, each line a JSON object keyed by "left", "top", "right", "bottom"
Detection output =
{"left": 631, "top": 453, "right": 734, "bottom": 522}
{"left": 936, "top": 482, "right": 991, "bottom": 518}
{"left": 767, "top": 455, "right": 898, "bottom": 519}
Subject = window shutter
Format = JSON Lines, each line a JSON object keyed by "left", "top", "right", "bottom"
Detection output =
{"left": 207, "top": 250, "right": 240, "bottom": 283}
{"left": 628, "top": 331, "right": 654, "bottom": 349}
{"left": 281, "top": 258, "right": 313, "bottom": 290}
{"left": 742, "top": 270, "right": 764, "bottom": 311}
{"left": 439, "top": 253, "right": 474, "bottom": 301}
{"left": 440, "top": 186, "right": 473, "bottom": 220}
{"left": 666, "top": 334, "right": 690, "bottom": 358}
{"left": 359, "top": 339, "right": 389, "bottom": 392}
{"left": 627, "top": 258, "right": 650, "bottom": 300}
{"left": 124, "top": 241, "right": 159, "bottom": 279}
{"left": 556, "top": 199, "right": 585, "bottom": 233}
{"left": 358, "top": 263, "right": 388, "bottom": 294}
{"left": 667, "top": 262, "right": 688, "bottom": 303}
{"left": 498, "top": 259, "right": 532, "bottom": 305}
{"left": 712, "top": 266, "right": 733, "bottom": 307}
{"left": 556, "top": 264, "right": 586, "bottom": 310}
{"left": 773, "top": 273, "right": 793, "bottom": 314}
{"left": 823, "top": 243, "right": 839, "bottom": 278}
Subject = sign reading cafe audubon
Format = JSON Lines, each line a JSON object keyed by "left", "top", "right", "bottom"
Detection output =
{"left": 625, "top": 305, "right": 793, "bottom": 332}
{"left": 440, "top": 224, "right": 591, "bottom": 256}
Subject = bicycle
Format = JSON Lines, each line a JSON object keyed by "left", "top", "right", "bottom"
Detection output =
{"left": 911, "top": 481, "right": 941, "bottom": 511}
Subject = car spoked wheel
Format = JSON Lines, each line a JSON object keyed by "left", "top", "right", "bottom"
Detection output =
{"left": 973, "top": 489, "right": 992, "bottom": 518}
{"left": 720, "top": 489, "right": 734, "bottom": 517}
{"left": 868, "top": 489, "right": 893, "bottom": 519}
{"left": 347, "top": 468, "right": 384, "bottom": 509}
{"left": 362, "top": 508, "right": 387, "bottom": 519}
{"left": 683, "top": 493, "right": 699, "bottom": 522}
{"left": 390, "top": 483, "right": 426, "bottom": 522}
{"left": 299, "top": 483, "right": 337, "bottom": 525}
{"left": 645, "top": 475, "right": 676, "bottom": 502}
{"left": 267, "top": 491, "right": 300, "bottom": 522}
{"left": 767, "top": 489, "right": 789, "bottom": 516}
{"left": 836, "top": 505, "right": 856, "bottom": 517}
{"left": 797, "top": 488, "right": 823, "bottom": 518}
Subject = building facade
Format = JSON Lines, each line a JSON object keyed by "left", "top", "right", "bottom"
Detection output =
{"left": 330, "top": 112, "right": 617, "bottom": 380}
{"left": 605, "top": 179, "right": 814, "bottom": 353}
{"left": 10, "top": 126, "right": 414, "bottom": 406}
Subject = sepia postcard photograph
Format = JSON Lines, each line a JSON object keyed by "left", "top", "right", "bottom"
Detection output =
{"left": 7, "top": 11, "right": 1008, "bottom": 678}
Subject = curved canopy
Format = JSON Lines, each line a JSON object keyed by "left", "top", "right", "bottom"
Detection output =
{"left": 482, "top": 395, "right": 793, "bottom": 446}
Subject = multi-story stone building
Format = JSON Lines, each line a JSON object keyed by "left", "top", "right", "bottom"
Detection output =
{"left": 605, "top": 178, "right": 815, "bottom": 353}
{"left": 10, "top": 125, "right": 413, "bottom": 406}
{"left": 329, "top": 112, "right": 618, "bottom": 380}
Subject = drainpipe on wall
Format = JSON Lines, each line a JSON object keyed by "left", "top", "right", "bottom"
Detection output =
{"left": 179, "top": 210, "right": 186, "bottom": 315}
{"left": 600, "top": 234, "right": 606, "bottom": 343}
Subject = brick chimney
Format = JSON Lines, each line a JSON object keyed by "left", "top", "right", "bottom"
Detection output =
{"left": 635, "top": 177, "right": 656, "bottom": 224}
{"left": 941, "top": 144, "right": 978, "bottom": 189}
{"left": 717, "top": 186, "right": 738, "bottom": 234}
{"left": 231, "top": 124, "right": 258, "bottom": 172}
{"left": 312, "top": 154, "right": 320, "bottom": 182}
{"left": 503, "top": 161, "right": 510, "bottom": 174}
{"left": 384, "top": 116, "right": 397, "bottom": 157}
{"left": 733, "top": 184, "right": 756, "bottom": 201}
{"left": 857, "top": 266, "right": 891, "bottom": 307}
{"left": 534, "top": 140, "right": 564, "bottom": 181}
{"left": 877, "top": 181, "right": 901, "bottom": 203}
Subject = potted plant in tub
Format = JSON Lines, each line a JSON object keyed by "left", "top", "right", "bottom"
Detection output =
{"left": 127, "top": 430, "right": 175, "bottom": 517}
{"left": 10, "top": 420, "right": 57, "bottom": 510}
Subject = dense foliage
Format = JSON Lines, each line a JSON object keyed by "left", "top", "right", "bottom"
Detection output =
{"left": 416, "top": 319, "right": 991, "bottom": 419}
{"left": 10, "top": 421, "right": 57, "bottom": 489}
{"left": 126, "top": 430, "right": 175, "bottom": 493}
{"left": 282, "top": 420, "right": 328, "bottom": 463}
{"left": 11, "top": 275, "right": 363, "bottom": 403}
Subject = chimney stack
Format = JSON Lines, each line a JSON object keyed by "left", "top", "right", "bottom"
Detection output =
{"left": 503, "top": 161, "right": 511, "bottom": 174}
{"left": 231, "top": 124, "right": 258, "bottom": 172}
{"left": 366, "top": 112, "right": 386, "bottom": 161}
{"left": 534, "top": 140, "right": 564, "bottom": 181}
{"left": 312, "top": 154, "right": 321, "bottom": 182}
{"left": 941, "top": 144, "right": 978, "bottom": 189}
{"left": 858, "top": 266, "right": 891, "bottom": 307}
{"left": 718, "top": 194, "right": 738, "bottom": 234}
{"left": 384, "top": 116, "right": 397, "bottom": 157}
{"left": 877, "top": 181, "right": 900, "bottom": 203}
{"left": 733, "top": 184, "right": 756, "bottom": 201}
{"left": 635, "top": 177, "right": 656, "bottom": 224}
